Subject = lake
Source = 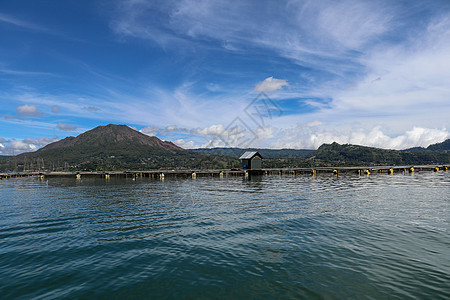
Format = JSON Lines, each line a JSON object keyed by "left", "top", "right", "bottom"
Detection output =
{"left": 0, "top": 172, "right": 449, "bottom": 299}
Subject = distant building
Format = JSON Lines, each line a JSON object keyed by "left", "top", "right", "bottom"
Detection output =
{"left": 239, "top": 151, "right": 263, "bottom": 170}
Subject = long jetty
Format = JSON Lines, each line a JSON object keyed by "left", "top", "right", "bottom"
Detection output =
{"left": 1, "top": 165, "right": 448, "bottom": 180}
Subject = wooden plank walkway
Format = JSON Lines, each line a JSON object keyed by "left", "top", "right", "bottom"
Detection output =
{"left": 0, "top": 165, "right": 448, "bottom": 180}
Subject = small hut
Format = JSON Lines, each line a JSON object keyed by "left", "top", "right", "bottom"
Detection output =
{"left": 239, "top": 151, "right": 263, "bottom": 170}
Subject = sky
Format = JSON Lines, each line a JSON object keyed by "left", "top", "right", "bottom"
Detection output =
{"left": 1, "top": 0, "right": 449, "bottom": 155}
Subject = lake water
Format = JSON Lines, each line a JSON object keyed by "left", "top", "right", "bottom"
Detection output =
{"left": 0, "top": 172, "right": 449, "bottom": 299}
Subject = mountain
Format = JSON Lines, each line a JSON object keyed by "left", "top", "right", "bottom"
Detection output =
{"left": 425, "top": 139, "right": 450, "bottom": 152}
{"left": 403, "top": 139, "right": 450, "bottom": 152}
{"left": 314, "top": 142, "right": 450, "bottom": 165}
{"left": 36, "top": 124, "right": 183, "bottom": 153}
{"left": 0, "top": 124, "right": 239, "bottom": 171}
{"left": 192, "top": 147, "right": 314, "bottom": 158}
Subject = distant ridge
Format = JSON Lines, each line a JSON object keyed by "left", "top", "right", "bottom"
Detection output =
{"left": 192, "top": 147, "right": 314, "bottom": 158}
{"left": 423, "top": 139, "right": 450, "bottom": 152}
{"left": 403, "top": 139, "right": 450, "bottom": 152}
{"left": 315, "top": 141, "right": 450, "bottom": 165}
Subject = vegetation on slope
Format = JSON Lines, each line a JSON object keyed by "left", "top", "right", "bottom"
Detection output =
{"left": 0, "top": 125, "right": 240, "bottom": 172}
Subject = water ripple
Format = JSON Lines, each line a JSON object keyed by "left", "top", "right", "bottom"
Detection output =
{"left": 0, "top": 173, "right": 449, "bottom": 299}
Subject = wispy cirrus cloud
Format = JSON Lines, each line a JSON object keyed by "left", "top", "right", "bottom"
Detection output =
{"left": 110, "top": 0, "right": 394, "bottom": 73}
{"left": 0, "top": 68, "right": 57, "bottom": 77}
{"left": 0, "top": 12, "right": 52, "bottom": 33}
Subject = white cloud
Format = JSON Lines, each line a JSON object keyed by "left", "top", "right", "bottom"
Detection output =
{"left": 0, "top": 136, "right": 60, "bottom": 155}
{"left": 316, "top": 1, "right": 389, "bottom": 49}
{"left": 139, "top": 126, "right": 159, "bottom": 136}
{"left": 37, "top": 137, "right": 59, "bottom": 146}
{"left": 195, "top": 124, "right": 225, "bottom": 136}
{"left": 23, "top": 138, "right": 38, "bottom": 145}
{"left": 173, "top": 139, "right": 196, "bottom": 149}
{"left": 10, "top": 140, "right": 36, "bottom": 151}
{"left": 307, "top": 120, "right": 323, "bottom": 127}
{"left": 254, "top": 77, "right": 288, "bottom": 93}
{"left": 16, "top": 104, "right": 43, "bottom": 117}
{"left": 270, "top": 125, "right": 449, "bottom": 150}
{"left": 57, "top": 122, "right": 77, "bottom": 131}
{"left": 165, "top": 125, "right": 181, "bottom": 132}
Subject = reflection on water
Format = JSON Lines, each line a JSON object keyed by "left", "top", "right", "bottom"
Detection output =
{"left": 0, "top": 172, "right": 449, "bottom": 299}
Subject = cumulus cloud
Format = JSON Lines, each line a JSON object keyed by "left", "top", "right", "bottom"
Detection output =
{"left": 57, "top": 122, "right": 77, "bottom": 131}
{"left": 23, "top": 138, "right": 38, "bottom": 145}
{"left": 139, "top": 126, "right": 159, "bottom": 136}
{"left": 10, "top": 140, "right": 37, "bottom": 151}
{"left": 173, "top": 139, "right": 197, "bottom": 149}
{"left": 0, "top": 136, "right": 59, "bottom": 155}
{"left": 37, "top": 137, "right": 59, "bottom": 146}
{"left": 195, "top": 124, "right": 225, "bottom": 136}
{"left": 270, "top": 125, "right": 449, "bottom": 150}
{"left": 16, "top": 104, "right": 43, "bottom": 117}
{"left": 254, "top": 77, "right": 288, "bottom": 93}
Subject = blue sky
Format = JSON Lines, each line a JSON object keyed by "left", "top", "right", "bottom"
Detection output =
{"left": 1, "top": 0, "right": 449, "bottom": 154}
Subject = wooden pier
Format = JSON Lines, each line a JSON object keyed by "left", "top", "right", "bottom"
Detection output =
{"left": 0, "top": 165, "right": 448, "bottom": 180}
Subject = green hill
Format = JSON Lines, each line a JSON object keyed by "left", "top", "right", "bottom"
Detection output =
{"left": 426, "top": 139, "right": 450, "bottom": 152}
{"left": 0, "top": 124, "right": 239, "bottom": 171}
{"left": 403, "top": 139, "right": 450, "bottom": 152}
{"left": 315, "top": 142, "right": 450, "bottom": 165}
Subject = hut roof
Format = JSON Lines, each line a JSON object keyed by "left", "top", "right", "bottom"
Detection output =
{"left": 239, "top": 151, "right": 263, "bottom": 160}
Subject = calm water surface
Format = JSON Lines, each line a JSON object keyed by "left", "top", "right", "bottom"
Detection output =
{"left": 0, "top": 172, "right": 449, "bottom": 299}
